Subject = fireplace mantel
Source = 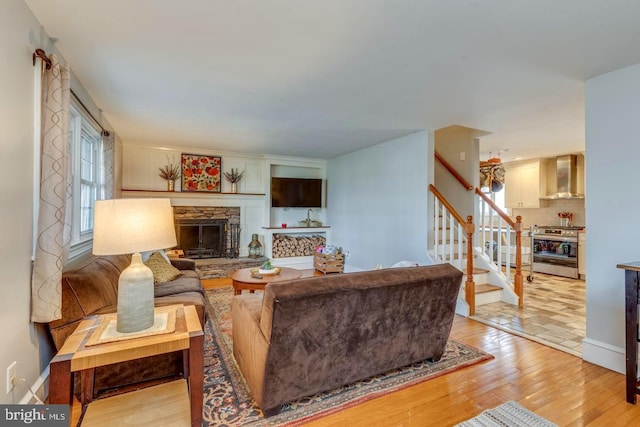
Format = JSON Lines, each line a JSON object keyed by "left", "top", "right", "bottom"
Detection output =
{"left": 122, "top": 189, "right": 265, "bottom": 196}
{"left": 121, "top": 191, "right": 268, "bottom": 259}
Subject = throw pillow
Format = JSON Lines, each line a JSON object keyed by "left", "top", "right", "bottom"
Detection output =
{"left": 141, "top": 250, "right": 170, "bottom": 263}
{"left": 144, "top": 251, "right": 182, "bottom": 283}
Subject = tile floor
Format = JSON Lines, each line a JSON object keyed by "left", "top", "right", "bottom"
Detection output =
{"left": 472, "top": 272, "right": 586, "bottom": 356}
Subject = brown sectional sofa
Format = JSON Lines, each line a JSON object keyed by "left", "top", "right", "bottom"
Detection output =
{"left": 47, "top": 252, "right": 208, "bottom": 396}
{"left": 231, "top": 263, "right": 463, "bottom": 415}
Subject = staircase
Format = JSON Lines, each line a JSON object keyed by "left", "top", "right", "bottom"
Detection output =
{"left": 430, "top": 152, "right": 525, "bottom": 317}
{"left": 464, "top": 246, "right": 519, "bottom": 307}
{"left": 436, "top": 240, "right": 518, "bottom": 317}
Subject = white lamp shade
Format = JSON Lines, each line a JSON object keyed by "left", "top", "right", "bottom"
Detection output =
{"left": 93, "top": 198, "right": 177, "bottom": 255}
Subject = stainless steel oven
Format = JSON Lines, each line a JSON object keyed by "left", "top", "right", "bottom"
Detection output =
{"left": 531, "top": 226, "right": 582, "bottom": 279}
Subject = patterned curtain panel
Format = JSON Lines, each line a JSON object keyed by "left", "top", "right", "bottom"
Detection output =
{"left": 31, "top": 55, "right": 72, "bottom": 322}
{"left": 101, "top": 132, "right": 115, "bottom": 200}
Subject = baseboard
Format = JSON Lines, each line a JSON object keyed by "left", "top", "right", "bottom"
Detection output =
{"left": 271, "top": 257, "right": 314, "bottom": 270}
{"left": 582, "top": 337, "right": 625, "bottom": 374}
{"left": 456, "top": 300, "right": 470, "bottom": 317}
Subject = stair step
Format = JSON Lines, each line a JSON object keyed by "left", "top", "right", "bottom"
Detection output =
{"left": 475, "top": 284, "right": 502, "bottom": 294}
{"left": 459, "top": 265, "right": 485, "bottom": 273}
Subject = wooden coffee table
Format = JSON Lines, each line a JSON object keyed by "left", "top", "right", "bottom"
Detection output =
{"left": 231, "top": 267, "right": 303, "bottom": 295}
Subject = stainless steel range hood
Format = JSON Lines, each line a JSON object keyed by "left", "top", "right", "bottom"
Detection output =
{"left": 541, "top": 154, "right": 584, "bottom": 200}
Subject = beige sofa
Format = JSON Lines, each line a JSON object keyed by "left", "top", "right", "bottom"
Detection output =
{"left": 231, "top": 263, "right": 462, "bottom": 415}
{"left": 46, "top": 252, "right": 208, "bottom": 397}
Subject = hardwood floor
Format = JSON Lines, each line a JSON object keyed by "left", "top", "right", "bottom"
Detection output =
{"left": 68, "top": 277, "right": 639, "bottom": 425}
{"left": 203, "top": 277, "right": 640, "bottom": 426}
{"left": 303, "top": 317, "right": 639, "bottom": 427}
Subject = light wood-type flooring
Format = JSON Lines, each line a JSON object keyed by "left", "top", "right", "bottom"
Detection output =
{"left": 72, "top": 276, "right": 637, "bottom": 426}
{"left": 202, "top": 277, "right": 640, "bottom": 426}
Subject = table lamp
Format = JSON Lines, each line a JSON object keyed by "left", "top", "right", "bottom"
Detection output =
{"left": 93, "top": 198, "right": 177, "bottom": 333}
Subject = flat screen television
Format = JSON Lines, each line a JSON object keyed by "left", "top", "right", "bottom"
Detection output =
{"left": 271, "top": 177, "right": 323, "bottom": 208}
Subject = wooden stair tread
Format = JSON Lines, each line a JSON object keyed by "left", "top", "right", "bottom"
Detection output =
{"left": 473, "top": 268, "right": 490, "bottom": 275}
{"left": 475, "top": 284, "right": 502, "bottom": 294}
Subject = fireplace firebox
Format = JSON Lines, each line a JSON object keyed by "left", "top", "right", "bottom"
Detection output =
{"left": 174, "top": 219, "right": 227, "bottom": 259}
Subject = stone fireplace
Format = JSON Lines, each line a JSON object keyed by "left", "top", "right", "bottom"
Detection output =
{"left": 173, "top": 206, "right": 241, "bottom": 259}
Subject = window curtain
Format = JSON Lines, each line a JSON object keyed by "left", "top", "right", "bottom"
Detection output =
{"left": 100, "top": 132, "right": 115, "bottom": 200}
{"left": 31, "top": 54, "right": 72, "bottom": 322}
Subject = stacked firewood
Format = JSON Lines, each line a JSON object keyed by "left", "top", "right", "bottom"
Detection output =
{"left": 272, "top": 234, "right": 326, "bottom": 258}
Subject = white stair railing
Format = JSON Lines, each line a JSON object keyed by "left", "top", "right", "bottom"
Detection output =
{"left": 433, "top": 197, "right": 467, "bottom": 270}
{"left": 474, "top": 188, "right": 524, "bottom": 306}
{"left": 429, "top": 185, "right": 476, "bottom": 314}
{"left": 432, "top": 151, "right": 523, "bottom": 308}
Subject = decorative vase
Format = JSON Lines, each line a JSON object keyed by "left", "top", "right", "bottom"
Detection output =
{"left": 231, "top": 182, "right": 238, "bottom": 193}
{"left": 167, "top": 180, "right": 175, "bottom": 191}
{"left": 248, "top": 234, "right": 263, "bottom": 258}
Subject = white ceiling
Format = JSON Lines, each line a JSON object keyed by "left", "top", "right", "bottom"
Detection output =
{"left": 25, "top": 0, "right": 640, "bottom": 161}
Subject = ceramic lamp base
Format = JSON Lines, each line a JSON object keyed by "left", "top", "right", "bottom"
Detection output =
{"left": 116, "top": 253, "right": 155, "bottom": 333}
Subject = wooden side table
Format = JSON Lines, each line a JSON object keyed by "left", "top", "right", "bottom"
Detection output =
{"left": 49, "top": 305, "right": 204, "bottom": 426}
{"left": 617, "top": 262, "right": 640, "bottom": 404}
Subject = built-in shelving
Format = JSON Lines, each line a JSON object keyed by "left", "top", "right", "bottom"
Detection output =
{"left": 262, "top": 226, "right": 331, "bottom": 269}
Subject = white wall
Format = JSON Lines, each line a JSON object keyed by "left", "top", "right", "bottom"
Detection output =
{"left": 583, "top": 61, "right": 640, "bottom": 373}
{"left": 0, "top": 1, "right": 52, "bottom": 403}
{"left": 122, "top": 144, "right": 265, "bottom": 194}
{"left": 434, "top": 125, "right": 484, "bottom": 220}
{"left": 0, "top": 2, "right": 118, "bottom": 402}
{"left": 326, "top": 131, "right": 431, "bottom": 270}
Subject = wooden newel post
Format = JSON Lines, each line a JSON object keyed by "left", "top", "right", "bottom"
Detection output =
{"left": 465, "top": 215, "right": 476, "bottom": 315}
{"left": 514, "top": 215, "right": 524, "bottom": 307}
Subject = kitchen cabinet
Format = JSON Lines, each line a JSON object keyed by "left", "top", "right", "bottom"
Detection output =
{"left": 505, "top": 160, "right": 548, "bottom": 208}
{"left": 578, "top": 231, "right": 586, "bottom": 279}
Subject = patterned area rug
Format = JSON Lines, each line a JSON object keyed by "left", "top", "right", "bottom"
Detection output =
{"left": 456, "top": 401, "right": 558, "bottom": 427}
{"left": 203, "top": 287, "right": 494, "bottom": 426}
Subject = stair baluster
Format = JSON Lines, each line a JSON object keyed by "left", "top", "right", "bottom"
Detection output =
{"left": 429, "top": 185, "right": 475, "bottom": 314}
{"left": 433, "top": 151, "right": 524, "bottom": 312}
{"left": 475, "top": 188, "right": 525, "bottom": 307}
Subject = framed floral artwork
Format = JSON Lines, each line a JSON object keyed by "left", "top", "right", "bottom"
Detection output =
{"left": 181, "top": 153, "right": 222, "bottom": 192}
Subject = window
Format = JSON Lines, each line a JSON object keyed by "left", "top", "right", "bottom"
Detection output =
{"left": 478, "top": 187, "right": 507, "bottom": 228}
{"left": 493, "top": 187, "right": 506, "bottom": 213}
{"left": 69, "top": 101, "right": 103, "bottom": 248}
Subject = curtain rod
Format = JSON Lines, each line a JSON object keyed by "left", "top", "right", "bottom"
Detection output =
{"left": 71, "top": 90, "right": 110, "bottom": 137}
{"left": 32, "top": 48, "right": 51, "bottom": 70}
{"left": 33, "top": 48, "right": 110, "bottom": 137}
